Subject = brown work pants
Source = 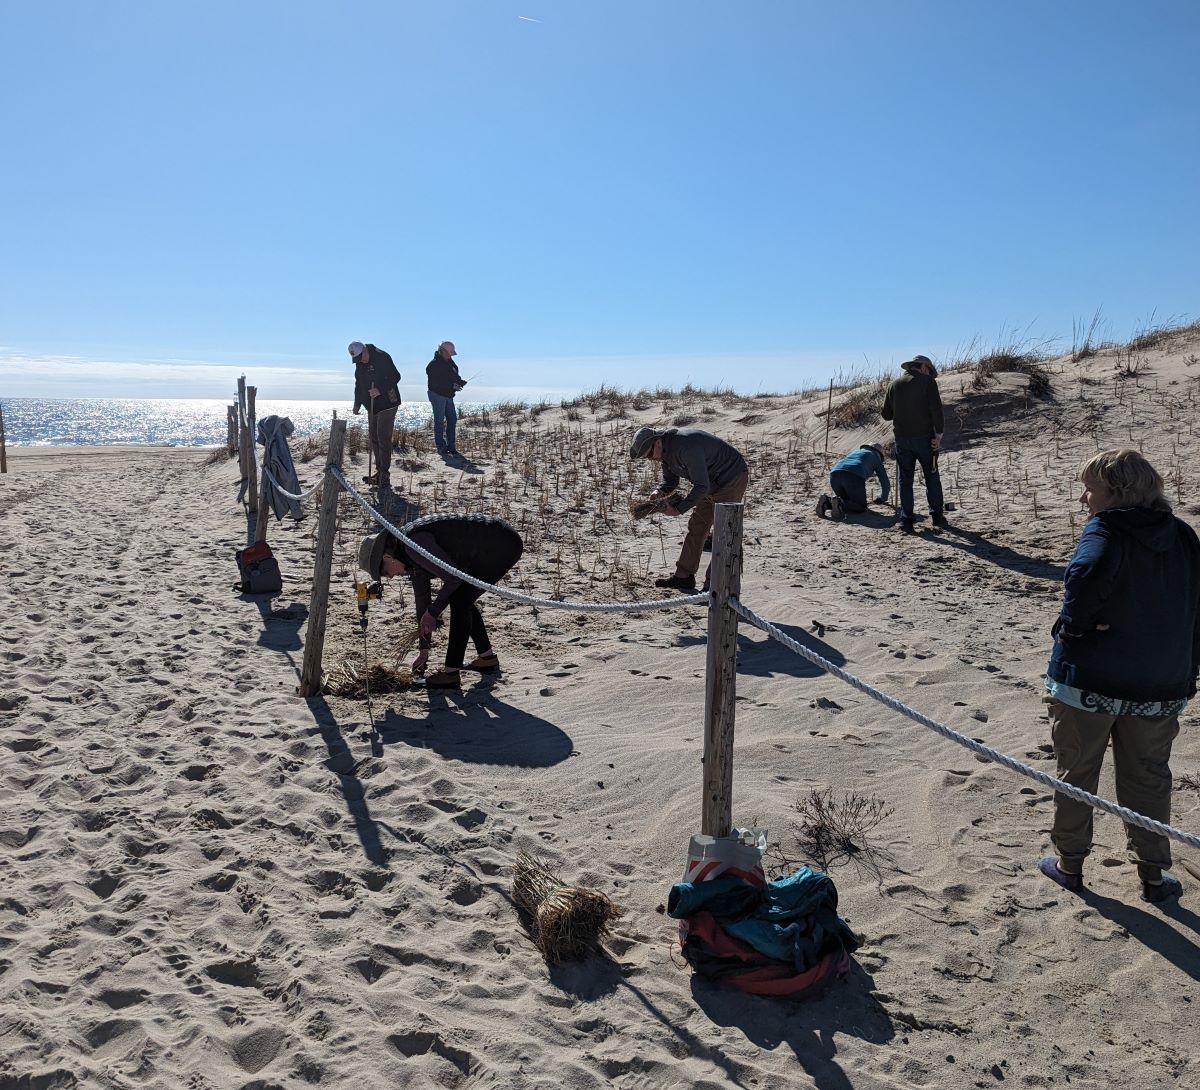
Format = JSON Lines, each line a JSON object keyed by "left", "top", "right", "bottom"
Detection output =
{"left": 675, "top": 470, "right": 750, "bottom": 580}
{"left": 1046, "top": 698, "right": 1179, "bottom": 881}
{"left": 370, "top": 405, "right": 398, "bottom": 483}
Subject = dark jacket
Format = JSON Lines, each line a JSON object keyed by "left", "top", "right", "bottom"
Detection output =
{"left": 386, "top": 515, "right": 524, "bottom": 646}
{"left": 658, "top": 428, "right": 748, "bottom": 513}
{"left": 1046, "top": 506, "right": 1200, "bottom": 702}
{"left": 353, "top": 345, "right": 401, "bottom": 414}
{"left": 881, "top": 363, "right": 944, "bottom": 439}
{"left": 426, "top": 354, "right": 465, "bottom": 398}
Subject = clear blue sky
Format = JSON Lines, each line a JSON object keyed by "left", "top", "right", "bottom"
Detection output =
{"left": 3, "top": 1, "right": 1197, "bottom": 401}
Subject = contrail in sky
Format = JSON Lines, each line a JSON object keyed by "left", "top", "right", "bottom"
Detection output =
{"left": 518, "top": 16, "right": 541, "bottom": 23}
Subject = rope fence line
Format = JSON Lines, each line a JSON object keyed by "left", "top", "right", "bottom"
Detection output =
{"left": 331, "top": 464, "right": 709, "bottom": 613}
{"left": 262, "top": 463, "right": 323, "bottom": 501}
{"left": 729, "top": 596, "right": 1200, "bottom": 851}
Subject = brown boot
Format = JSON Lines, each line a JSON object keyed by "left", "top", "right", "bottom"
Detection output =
{"left": 466, "top": 652, "right": 500, "bottom": 673}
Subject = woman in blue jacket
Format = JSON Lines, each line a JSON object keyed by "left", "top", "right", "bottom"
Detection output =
{"left": 1040, "top": 449, "right": 1200, "bottom": 904}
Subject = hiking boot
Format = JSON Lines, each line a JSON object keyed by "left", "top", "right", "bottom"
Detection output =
{"left": 829, "top": 496, "right": 845, "bottom": 520}
{"left": 425, "top": 669, "right": 461, "bottom": 689}
{"left": 814, "top": 494, "right": 831, "bottom": 518}
{"left": 465, "top": 652, "right": 500, "bottom": 674}
{"left": 1141, "top": 875, "right": 1182, "bottom": 904}
{"left": 932, "top": 511, "right": 950, "bottom": 529}
{"left": 654, "top": 573, "right": 697, "bottom": 591}
{"left": 362, "top": 472, "right": 379, "bottom": 484}
{"left": 899, "top": 518, "right": 915, "bottom": 534}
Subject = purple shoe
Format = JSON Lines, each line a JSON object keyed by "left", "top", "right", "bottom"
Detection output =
{"left": 1039, "top": 857, "right": 1083, "bottom": 892}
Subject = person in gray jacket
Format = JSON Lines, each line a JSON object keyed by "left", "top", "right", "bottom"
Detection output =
{"left": 630, "top": 426, "right": 749, "bottom": 591}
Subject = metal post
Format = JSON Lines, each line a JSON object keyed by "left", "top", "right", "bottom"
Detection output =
{"left": 701, "top": 502, "right": 743, "bottom": 837}
{"left": 299, "top": 417, "right": 347, "bottom": 697}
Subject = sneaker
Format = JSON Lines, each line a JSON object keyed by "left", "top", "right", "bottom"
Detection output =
{"left": 829, "top": 496, "right": 845, "bottom": 520}
{"left": 814, "top": 494, "right": 831, "bottom": 518}
{"left": 465, "top": 652, "right": 500, "bottom": 674}
{"left": 1039, "top": 857, "right": 1083, "bottom": 893}
{"left": 1141, "top": 875, "right": 1182, "bottom": 903}
{"left": 900, "top": 518, "right": 915, "bottom": 534}
{"left": 654, "top": 573, "right": 697, "bottom": 591}
{"left": 425, "top": 669, "right": 461, "bottom": 689}
{"left": 446, "top": 448, "right": 461, "bottom": 458}
{"left": 932, "top": 511, "right": 950, "bottom": 528}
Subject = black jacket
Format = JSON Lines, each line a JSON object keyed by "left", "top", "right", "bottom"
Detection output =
{"left": 881, "top": 363, "right": 944, "bottom": 439}
{"left": 426, "top": 354, "right": 464, "bottom": 398}
{"left": 1047, "top": 506, "right": 1200, "bottom": 701}
{"left": 353, "top": 345, "right": 402, "bottom": 413}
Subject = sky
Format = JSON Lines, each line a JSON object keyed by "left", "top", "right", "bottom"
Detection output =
{"left": 2, "top": 1, "right": 1198, "bottom": 402}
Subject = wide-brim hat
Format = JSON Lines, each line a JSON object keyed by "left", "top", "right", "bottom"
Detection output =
{"left": 358, "top": 532, "right": 388, "bottom": 580}
{"left": 628, "top": 426, "right": 661, "bottom": 459}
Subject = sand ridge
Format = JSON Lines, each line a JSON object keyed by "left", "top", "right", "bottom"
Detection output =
{"left": 2, "top": 333, "right": 1199, "bottom": 1088}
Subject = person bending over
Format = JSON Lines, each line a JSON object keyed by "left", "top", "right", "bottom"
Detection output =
{"left": 359, "top": 515, "right": 523, "bottom": 689}
{"left": 629, "top": 426, "right": 749, "bottom": 592}
{"left": 1039, "top": 448, "right": 1200, "bottom": 904}
{"left": 815, "top": 443, "right": 890, "bottom": 519}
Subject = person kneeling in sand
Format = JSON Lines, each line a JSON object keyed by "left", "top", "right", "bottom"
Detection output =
{"left": 629, "top": 426, "right": 749, "bottom": 592}
{"left": 359, "top": 515, "right": 524, "bottom": 689}
{"left": 815, "top": 443, "right": 890, "bottom": 519}
{"left": 1039, "top": 449, "right": 1200, "bottom": 904}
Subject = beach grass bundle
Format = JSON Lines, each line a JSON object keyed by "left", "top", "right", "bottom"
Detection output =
{"left": 512, "top": 850, "right": 623, "bottom": 963}
{"left": 629, "top": 492, "right": 680, "bottom": 520}
{"left": 323, "top": 626, "right": 421, "bottom": 697}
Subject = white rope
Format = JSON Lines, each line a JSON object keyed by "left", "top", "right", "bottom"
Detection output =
{"left": 730, "top": 596, "right": 1200, "bottom": 851}
{"left": 331, "top": 465, "right": 710, "bottom": 613}
{"left": 262, "top": 462, "right": 322, "bottom": 501}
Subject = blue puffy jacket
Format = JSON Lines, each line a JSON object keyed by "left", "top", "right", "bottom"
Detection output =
{"left": 1047, "top": 506, "right": 1200, "bottom": 702}
{"left": 830, "top": 446, "right": 890, "bottom": 503}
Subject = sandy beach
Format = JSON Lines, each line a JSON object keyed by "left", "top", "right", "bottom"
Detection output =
{"left": 2, "top": 331, "right": 1199, "bottom": 1090}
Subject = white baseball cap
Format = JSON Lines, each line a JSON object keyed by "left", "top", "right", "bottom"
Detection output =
{"left": 348, "top": 341, "right": 366, "bottom": 359}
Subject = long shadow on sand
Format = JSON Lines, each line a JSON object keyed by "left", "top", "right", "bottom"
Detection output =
{"left": 674, "top": 625, "right": 846, "bottom": 679}
{"left": 378, "top": 685, "right": 574, "bottom": 767}
{"left": 303, "top": 693, "right": 388, "bottom": 867}
{"left": 921, "top": 524, "right": 1066, "bottom": 581}
{"left": 1076, "top": 889, "right": 1200, "bottom": 981}
{"left": 689, "top": 962, "right": 894, "bottom": 1090}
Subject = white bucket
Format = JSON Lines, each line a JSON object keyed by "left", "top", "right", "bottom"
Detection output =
{"left": 682, "top": 827, "right": 768, "bottom": 887}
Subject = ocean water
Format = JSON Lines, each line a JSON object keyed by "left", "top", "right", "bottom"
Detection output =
{"left": 0, "top": 398, "right": 483, "bottom": 447}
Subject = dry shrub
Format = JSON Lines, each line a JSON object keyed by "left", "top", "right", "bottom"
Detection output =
{"left": 324, "top": 660, "right": 411, "bottom": 697}
{"left": 824, "top": 375, "right": 890, "bottom": 429}
{"left": 1071, "top": 308, "right": 1106, "bottom": 362}
{"left": 672, "top": 413, "right": 697, "bottom": 427}
{"left": 969, "top": 331, "right": 1054, "bottom": 398}
{"left": 204, "top": 446, "right": 232, "bottom": 466}
{"left": 346, "top": 423, "right": 367, "bottom": 457}
{"left": 512, "top": 850, "right": 623, "bottom": 963}
{"left": 776, "top": 788, "right": 894, "bottom": 873}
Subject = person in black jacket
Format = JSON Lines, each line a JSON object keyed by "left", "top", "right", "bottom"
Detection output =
{"left": 426, "top": 341, "right": 466, "bottom": 458}
{"left": 359, "top": 515, "right": 523, "bottom": 689}
{"left": 1039, "top": 449, "right": 1200, "bottom": 905}
{"left": 881, "top": 354, "right": 945, "bottom": 532}
{"left": 349, "top": 341, "right": 402, "bottom": 490}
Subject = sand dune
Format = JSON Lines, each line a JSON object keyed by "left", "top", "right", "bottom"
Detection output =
{"left": 2, "top": 331, "right": 1199, "bottom": 1089}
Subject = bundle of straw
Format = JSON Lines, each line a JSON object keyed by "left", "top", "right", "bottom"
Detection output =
{"left": 629, "top": 491, "right": 681, "bottom": 520}
{"left": 323, "top": 625, "right": 421, "bottom": 697}
{"left": 512, "top": 850, "right": 623, "bottom": 963}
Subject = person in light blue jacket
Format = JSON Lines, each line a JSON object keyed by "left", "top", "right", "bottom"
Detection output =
{"left": 815, "top": 444, "right": 890, "bottom": 519}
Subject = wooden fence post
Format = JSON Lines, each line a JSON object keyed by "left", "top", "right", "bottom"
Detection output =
{"left": 701, "top": 502, "right": 743, "bottom": 837}
{"left": 227, "top": 404, "right": 238, "bottom": 455}
{"left": 0, "top": 402, "right": 7, "bottom": 474}
{"left": 246, "top": 385, "right": 259, "bottom": 508}
{"left": 254, "top": 462, "right": 270, "bottom": 544}
{"left": 299, "top": 418, "right": 347, "bottom": 697}
{"left": 237, "top": 376, "right": 250, "bottom": 488}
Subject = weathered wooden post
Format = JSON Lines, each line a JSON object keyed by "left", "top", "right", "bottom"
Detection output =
{"left": 0, "top": 402, "right": 7, "bottom": 474}
{"left": 254, "top": 462, "right": 270, "bottom": 544}
{"left": 299, "top": 418, "right": 347, "bottom": 697}
{"left": 227, "top": 404, "right": 238, "bottom": 455}
{"left": 237, "top": 376, "right": 250, "bottom": 488}
{"left": 701, "top": 502, "right": 743, "bottom": 837}
{"left": 246, "top": 385, "right": 259, "bottom": 508}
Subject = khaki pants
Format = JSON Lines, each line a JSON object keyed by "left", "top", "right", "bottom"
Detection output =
{"left": 675, "top": 470, "right": 750, "bottom": 580}
{"left": 1046, "top": 698, "right": 1179, "bottom": 880}
{"left": 370, "top": 405, "right": 398, "bottom": 483}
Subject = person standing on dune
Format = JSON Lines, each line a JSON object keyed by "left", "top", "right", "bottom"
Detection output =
{"left": 881, "top": 354, "right": 945, "bottom": 533}
{"left": 426, "top": 340, "right": 466, "bottom": 459}
{"left": 349, "top": 340, "right": 402, "bottom": 491}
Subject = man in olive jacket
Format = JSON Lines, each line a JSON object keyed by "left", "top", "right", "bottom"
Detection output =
{"left": 349, "top": 340, "right": 402, "bottom": 490}
{"left": 881, "top": 354, "right": 945, "bottom": 532}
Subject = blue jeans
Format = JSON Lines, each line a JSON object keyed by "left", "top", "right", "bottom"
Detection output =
{"left": 894, "top": 436, "right": 943, "bottom": 520}
{"left": 829, "top": 469, "right": 868, "bottom": 514}
{"left": 428, "top": 392, "right": 457, "bottom": 453}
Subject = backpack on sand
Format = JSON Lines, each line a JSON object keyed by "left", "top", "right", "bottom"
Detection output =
{"left": 234, "top": 541, "right": 282, "bottom": 595}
